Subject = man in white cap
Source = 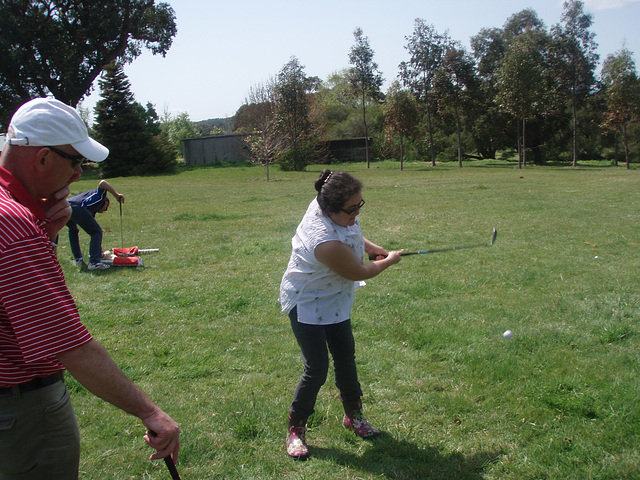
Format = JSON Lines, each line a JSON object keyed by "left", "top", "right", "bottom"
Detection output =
{"left": 0, "top": 98, "right": 179, "bottom": 479}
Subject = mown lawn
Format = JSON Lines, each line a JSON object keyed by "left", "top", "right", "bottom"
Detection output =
{"left": 59, "top": 160, "right": 639, "bottom": 479}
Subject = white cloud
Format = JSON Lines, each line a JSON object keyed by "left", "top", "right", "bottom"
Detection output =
{"left": 583, "top": 0, "right": 640, "bottom": 10}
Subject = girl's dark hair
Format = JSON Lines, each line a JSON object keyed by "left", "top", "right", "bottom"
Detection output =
{"left": 315, "top": 169, "right": 362, "bottom": 214}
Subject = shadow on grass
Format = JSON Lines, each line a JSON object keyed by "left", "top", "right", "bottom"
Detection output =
{"left": 311, "top": 432, "right": 501, "bottom": 480}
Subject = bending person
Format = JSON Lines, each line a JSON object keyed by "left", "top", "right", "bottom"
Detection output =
{"left": 67, "top": 179, "right": 124, "bottom": 270}
{"left": 279, "top": 169, "right": 402, "bottom": 460}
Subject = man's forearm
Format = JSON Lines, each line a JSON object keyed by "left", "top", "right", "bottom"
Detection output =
{"left": 57, "top": 339, "right": 157, "bottom": 420}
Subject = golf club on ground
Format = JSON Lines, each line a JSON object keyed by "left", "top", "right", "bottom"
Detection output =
{"left": 369, "top": 228, "right": 497, "bottom": 260}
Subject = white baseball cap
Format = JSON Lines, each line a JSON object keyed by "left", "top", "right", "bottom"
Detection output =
{"left": 6, "top": 97, "right": 109, "bottom": 162}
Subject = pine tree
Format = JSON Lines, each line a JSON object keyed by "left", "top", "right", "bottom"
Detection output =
{"left": 94, "top": 62, "right": 174, "bottom": 177}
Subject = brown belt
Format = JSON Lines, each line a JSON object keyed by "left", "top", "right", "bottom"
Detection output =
{"left": 0, "top": 371, "right": 64, "bottom": 396}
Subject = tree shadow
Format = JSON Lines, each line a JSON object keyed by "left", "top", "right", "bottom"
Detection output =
{"left": 310, "top": 432, "right": 502, "bottom": 480}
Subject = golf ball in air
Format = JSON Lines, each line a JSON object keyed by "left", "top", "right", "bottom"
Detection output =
{"left": 503, "top": 330, "right": 513, "bottom": 339}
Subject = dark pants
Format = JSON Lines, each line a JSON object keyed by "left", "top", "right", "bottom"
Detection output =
{"left": 289, "top": 307, "right": 363, "bottom": 419}
{"left": 67, "top": 204, "right": 102, "bottom": 264}
{"left": 0, "top": 381, "right": 80, "bottom": 480}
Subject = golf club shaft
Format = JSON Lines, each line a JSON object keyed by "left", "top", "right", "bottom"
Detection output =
{"left": 401, "top": 242, "right": 490, "bottom": 255}
{"left": 164, "top": 457, "right": 181, "bottom": 480}
{"left": 119, "top": 201, "right": 123, "bottom": 249}
{"left": 370, "top": 228, "right": 497, "bottom": 259}
{"left": 149, "top": 430, "right": 181, "bottom": 480}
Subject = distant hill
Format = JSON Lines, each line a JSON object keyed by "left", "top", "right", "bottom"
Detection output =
{"left": 195, "top": 117, "right": 234, "bottom": 135}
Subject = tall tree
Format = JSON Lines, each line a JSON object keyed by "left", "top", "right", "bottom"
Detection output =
{"left": 399, "top": 20, "right": 446, "bottom": 166}
{"left": 601, "top": 48, "right": 640, "bottom": 169}
{"left": 384, "top": 81, "right": 419, "bottom": 170}
{"left": 274, "top": 56, "right": 320, "bottom": 171}
{"left": 348, "top": 27, "right": 384, "bottom": 168}
{"left": 472, "top": 9, "right": 550, "bottom": 163}
{"left": 496, "top": 29, "right": 554, "bottom": 168}
{"left": 0, "top": 0, "right": 177, "bottom": 129}
{"left": 551, "top": 0, "right": 599, "bottom": 167}
{"left": 94, "top": 62, "right": 174, "bottom": 177}
{"left": 470, "top": 27, "right": 514, "bottom": 160}
{"left": 433, "top": 42, "right": 477, "bottom": 167}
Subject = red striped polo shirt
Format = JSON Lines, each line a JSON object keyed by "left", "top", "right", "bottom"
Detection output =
{"left": 0, "top": 166, "right": 92, "bottom": 387}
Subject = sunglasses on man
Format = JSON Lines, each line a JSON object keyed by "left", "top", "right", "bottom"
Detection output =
{"left": 47, "top": 146, "right": 87, "bottom": 169}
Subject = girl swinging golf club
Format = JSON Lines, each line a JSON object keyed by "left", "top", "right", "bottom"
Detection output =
{"left": 279, "top": 169, "right": 403, "bottom": 460}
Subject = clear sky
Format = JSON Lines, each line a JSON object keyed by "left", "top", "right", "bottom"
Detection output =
{"left": 80, "top": 0, "right": 640, "bottom": 122}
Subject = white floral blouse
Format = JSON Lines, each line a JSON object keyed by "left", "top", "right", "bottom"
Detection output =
{"left": 279, "top": 197, "right": 365, "bottom": 325}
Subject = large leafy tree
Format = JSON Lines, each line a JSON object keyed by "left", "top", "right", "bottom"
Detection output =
{"left": 399, "top": 20, "right": 446, "bottom": 166}
{"left": 496, "top": 28, "right": 554, "bottom": 168}
{"left": 472, "top": 9, "right": 552, "bottom": 163}
{"left": 348, "top": 27, "right": 384, "bottom": 168}
{"left": 0, "top": 0, "right": 177, "bottom": 129}
{"left": 601, "top": 48, "right": 640, "bottom": 169}
{"left": 551, "top": 0, "right": 599, "bottom": 167}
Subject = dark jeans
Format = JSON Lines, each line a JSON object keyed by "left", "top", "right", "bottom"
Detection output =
{"left": 289, "top": 307, "right": 362, "bottom": 419}
{"left": 67, "top": 204, "right": 102, "bottom": 264}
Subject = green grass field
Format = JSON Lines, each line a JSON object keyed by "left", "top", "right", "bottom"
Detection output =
{"left": 59, "top": 160, "right": 639, "bottom": 479}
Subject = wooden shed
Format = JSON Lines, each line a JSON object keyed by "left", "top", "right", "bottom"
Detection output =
{"left": 181, "top": 133, "right": 249, "bottom": 165}
{"left": 181, "top": 134, "right": 371, "bottom": 166}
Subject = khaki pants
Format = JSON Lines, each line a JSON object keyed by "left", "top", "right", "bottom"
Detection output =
{"left": 0, "top": 381, "right": 80, "bottom": 480}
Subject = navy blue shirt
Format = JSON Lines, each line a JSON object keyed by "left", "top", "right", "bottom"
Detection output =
{"left": 68, "top": 188, "right": 107, "bottom": 216}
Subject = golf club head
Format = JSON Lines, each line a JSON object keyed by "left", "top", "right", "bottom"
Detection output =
{"left": 490, "top": 228, "right": 497, "bottom": 246}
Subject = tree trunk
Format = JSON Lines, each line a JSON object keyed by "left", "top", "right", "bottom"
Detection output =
{"left": 623, "top": 123, "right": 630, "bottom": 169}
{"left": 572, "top": 93, "right": 578, "bottom": 167}
{"left": 400, "top": 135, "right": 404, "bottom": 171}
{"left": 456, "top": 103, "right": 462, "bottom": 168}
{"left": 522, "top": 117, "right": 527, "bottom": 168}
{"left": 362, "top": 89, "right": 370, "bottom": 168}
{"left": 427, "top": 104, "right": 435, "bottom": 166}
{"left": 517, "top": 121, "right": 522, "bottom": 169}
